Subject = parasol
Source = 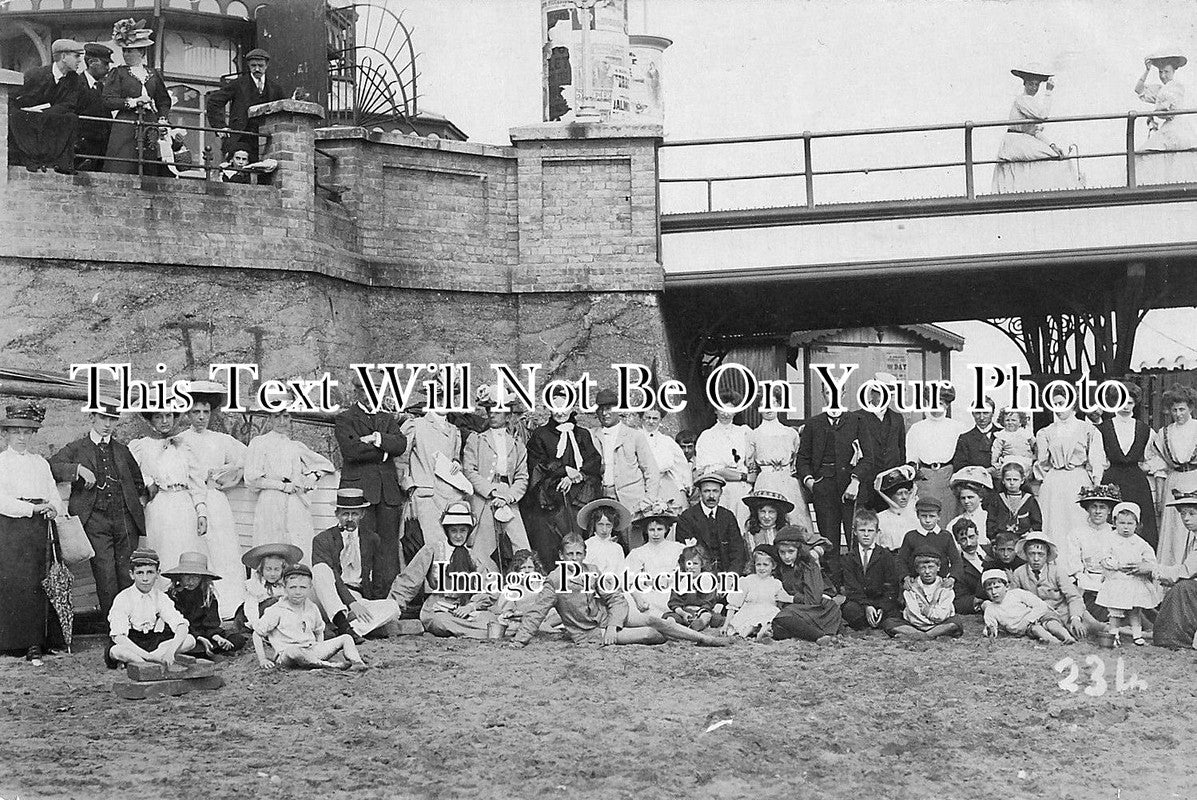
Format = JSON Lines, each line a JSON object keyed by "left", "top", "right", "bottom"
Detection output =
{"left": 42, "top": 521, "right": 75, "bottom": 653}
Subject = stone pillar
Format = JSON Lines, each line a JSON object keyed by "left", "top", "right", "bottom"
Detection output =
{"left": 0, "top": 69, "right": 24, "bottom": 188}
{"left": 249, "top": 99, "right": 324, "bottom": 214}
{"left": 509, "top": 121, "right": 663, "bottom": 292}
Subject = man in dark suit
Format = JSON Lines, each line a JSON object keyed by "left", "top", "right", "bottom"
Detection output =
{"left": 797, "top": 408, "right": 864, "bottom": 588}
{"left": 311, "top": 488, "right": 400, "bottom": 642}
{"left": 49, "top": 403, "right": 147, "bottom": 618}
{"left": 76, "top": 43, "right": 115, "bottom": 171}
{"left": 856, "top": 374, "right": 907, "bottom": 511}
{"left": 334, "top": 383, "right": 408, "bottom": 590}
{"left": 840, "top": 509, "right": 900, "bottom": 630}
{"left": 951, "top": 396, "right": 997, "bottom": 472}
{"left": 8, "top": 39, "right": 84, "bottom": 174}
{"left": 674, "top": 472, "right": 747, "bottom": 575}
{"left": 204, "top": 48, "right": 285, "bottom": 161}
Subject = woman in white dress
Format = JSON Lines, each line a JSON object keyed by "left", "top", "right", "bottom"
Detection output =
{"left": 179, "top": 382, "right": 248, "bottom": 619}
{"left": 624, "top": 512, "right": 686, "bottom": 617}
{"left": 243, "top": 409, "right": 335, "bottom": 562}
{"left": 992, "top": 63, "right": 1081, "bottom": 193}
{"left": 696, "top": 408, "right": 754, "bottom": 530}
{"left": 129, "top": 411, "right": 207, "bottom": 582}
{"left": 748, "top": 409, "right": 814, "bottom": 533}
{"left": 638, "top": 407, "right": 690, "bottom": 513}
{"left": 1134, "top": 51, "right": 1197, "bottom": 183}
{"left": 905, "top": 387, "right": 961, "bottom": 525}
{"left": 1036, "top": 395, "right": 1105, "bottom": 542}
{"left": 1148, "top": 385, "right": 1197, "bottom": 568}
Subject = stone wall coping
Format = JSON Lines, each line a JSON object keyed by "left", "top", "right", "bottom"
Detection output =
{"left": 508, "top": 122, "right": 665, "bottom": 143}
{"left": 315, "top": 127, "right": 517, "bottom": 159}
{"left": 249, "top": 99, "right": 325, "bottom": 120}
{"left": 0, "top": 68, "right": 22, "bottom": 87}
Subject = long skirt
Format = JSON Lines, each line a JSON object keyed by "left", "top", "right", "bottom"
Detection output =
{"left": 524, "top": 496, "right": 586, "bottom": 572}
{"left": 145, "top": 490, "right": 201, "bottom": 581}
{"left": 0, "top": 515, "right": 53, "bottom": 652}
{"left": 1104, "top": 463, "right": 1158, "bottom": 550}
{"left": 772, "top": 599, "right": 843, "bottom": 641}
{"left": 1135, "top": 150, "right": 1197, "bottom": 185}
{"left": 754, "top": 466, "right": 815, "bottom": 533}
{"left": 915, "top": 464, "right": 957, "bottom": 526}
{"left": 1039, "top": 468, "right": 1093, "bottom": 541}
{"left": 1158, "top": 469, "right": 1197, "bottom": 568}
{"left": 1153, "top": 579, "right": 1197, "bottom": 650}
{"left": 252, "top": 489, "right": 316, "bottom": 563}
{"left": 202, "top": 487, "right": 247, "bottom": 620}
{"left": 104, "top": 111, "right": 159, "bottom": 175}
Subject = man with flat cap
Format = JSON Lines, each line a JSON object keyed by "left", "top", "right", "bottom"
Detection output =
{"left": 76, "top": 43, "right": 117, "bottom": 171}
{"left": 8, "top": 39, "right": 84, "bottom": 174}
{"left": 204, "top": 47, "right": 285, "bottom": 161}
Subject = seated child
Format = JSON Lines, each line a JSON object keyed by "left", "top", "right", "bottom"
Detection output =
{"left": 105, "top": 548, "right": 197, "bottom": 669}
{"left": 840, "top": 509, "right": 900, "bottom": 631}
{"left": 982, "top": 531, "right": 1025, "bottom": 576}
{"left": 253, "top": 565, "right": 368, "bottom": 671}
{"left": 724, "top": 544, "right": 789, "bottom": 640}
{"left": 236, "top": 542, "right": 302, "bottom": 632}
{"left": 665, "top": 544, "right": 722, "bottom": 631}
{"left": 1097, "top": 502, "right": 1161, "bottom": 646}
{"left": 952, "top": 518, "right": 986, "bottom": 615}
{"left": 883, "top": 549, "right": 963, "bottom": 640}
{"left": 897, "top": 497, "right": 958, "bottom": 587}
{"left": 579, "top": 498, "right": 628, "bottom": 578}
{"left": 625, "top": 512, "right": 686, "bottom": 618}
{"left": 1010, "top": 532, "right": 1092, "bottom": 639}
{"left": 981, "top": 569, "right": 1075, "bottom": 644}
{"left": 988, "top": 462, "right": 1041, "bottom": 540}
{"left": 163, "top": 552, "right": 245, "bottom": 657}
{"left": 875, "top": 465, "right": 920, "bottom": 551}
{"left": 492, "top": 550, "right": 561, "bottom": 633}
{"left": 772, "top": 525, "right": 843, "bottom": 644}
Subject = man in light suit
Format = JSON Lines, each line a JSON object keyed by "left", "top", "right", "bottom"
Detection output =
{"left": 402, "top": 391, "right": 470, "bottom": 550}
{"left": 462, "top": 388, "right": 530, "bottom": 567}
{"left": 593, "top": 388, "right": 660, "bottom": 550}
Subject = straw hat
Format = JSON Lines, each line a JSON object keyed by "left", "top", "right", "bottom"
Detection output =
{"left": 742, "top": 489, "right": 794, "bottom": 515}
{"left": 240, "top": 542, "right": 303, "bottom": 569}
{"left": 334, "top": 487, "right": 370, "bottom": 510}
{"left": 185, "top": 380, "right": 229, "bottom": 411}
{"left": 876, "top": 465, "right": 916, "bottom": 496}
{"left": 1077, "top": 484, "right": 1121, "bottom": 507}
{"left": 1147, "top": 49, "right": 1188, "bottom": 69}
{"left": 1014, "top": 531, "right": 1058, "bottom": 562}
{"left": 950, "top": 466, "right": 993, "bottom": 492}
{"left": 441, "top": 501, "right": 475, "bottom": 529}
{"left": 162, "top": 551, "right": 221, "bottom": 580}
{"left": 0, "top": 402, "right": 45, "bottom": 430}
{"left": 1011, "top": 63, "right": 1054, "bottom": 81}
{"left": 576, "top": 498, "right": 631, "bottom": 531}
{"left": 1166, "top": 489, "right": 1197, "bottom": 509}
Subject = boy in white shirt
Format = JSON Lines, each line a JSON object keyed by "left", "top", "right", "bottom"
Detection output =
{"left": 105, "top": 548, "right": 195, "bottom": 669}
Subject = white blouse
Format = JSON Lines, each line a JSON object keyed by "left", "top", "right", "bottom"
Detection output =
{"left": 0, "top": 447, "right": 65, "bottom": 519}
{"left": 906, "top": 415, "right": 961, "bottom": 465}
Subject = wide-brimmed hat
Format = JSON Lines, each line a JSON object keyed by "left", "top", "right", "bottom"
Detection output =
{"left": 185, "top": 380, "right": 229, "bottom": 411}
{"left": 742, "top": 489, "right": 794, "bottom": 515}
{"left": 1077, "top": 484, "right": 1121, "bottom": 507}
{"left": 1147, "top": 50, "right": 1188, "bottom": 68}
{"left": 113, "top": 18, "right": 155, "bottom": 50}
{"left": 693, "top": 468, "right": 726, "bottom": 487}
{"left": 773, "top": 524, "right": 811, "bottom": 545}
{"left": 1166, "top": 489, "right": 1197, "bottom": 509}
{"left": 641, "top": 510, "right": 677, "bottom": 528}
{"left": 1014, "top": 531, "right": 1058, "bottom": 562}
{"left": 576, "top": 498, "right": 631, "bottom": 531}
{"left": 1011, "top": 63, "right": 1053, "bottom": 81}
{"left": 1112, "top": 501, "right": 1141, "bottom": 521}
{"left": 950, "top": 466, "right": 993, "bottom": 492}
{"left": 335, "top": 487, "right": 370, "bottom": 510}
{"left": 1, "top": 402, "right": 45, "bottom": 430}
{"left": 876, "top": 464, "right": 916, "bottom": 496}
{"left": 162, "top": 551, "right": 221, "bottom": 580}
{"left": 241, "top": 542, "right": 303, "bottom": 569}
{"left": 441, "top": 501, "right": 475, "bottom": 529}
{"left": 981, "top": 568, "right": 1009, "bottom": 587}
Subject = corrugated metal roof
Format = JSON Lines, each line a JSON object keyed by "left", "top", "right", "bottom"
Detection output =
{"left": 1134, "top": 354, "right": 1197, "bottom": 372}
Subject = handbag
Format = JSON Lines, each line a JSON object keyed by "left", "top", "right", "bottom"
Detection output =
{"left": 54, "top": 514, "right": 95, "bottom": 565}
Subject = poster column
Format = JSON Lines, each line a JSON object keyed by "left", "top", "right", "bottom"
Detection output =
{"left": 541, "top": 0, "right": 630, "bottom": 123}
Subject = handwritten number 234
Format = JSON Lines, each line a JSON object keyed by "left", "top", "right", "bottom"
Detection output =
{"left": 1055, "top": 655, "right": 1147, "bottom": 696}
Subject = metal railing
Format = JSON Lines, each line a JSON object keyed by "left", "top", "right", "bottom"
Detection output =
{"left": 659, "top": 108, "right": 1197, "bottom": 212}
{"left": 72, "top": 112, "right": 270, "bottom": 184}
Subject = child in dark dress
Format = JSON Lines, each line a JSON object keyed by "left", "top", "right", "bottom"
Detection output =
{"left": 164, "top": 552, "right": 245, "bottom": 657}
{"left": 771, "top": 525, "right": 843, "bottom": 644}
{"left": 988, "top": 462, "right": 1042, "bottom": 540}
{"left": 665, "top": 544, "right": 722, "bottom": 631}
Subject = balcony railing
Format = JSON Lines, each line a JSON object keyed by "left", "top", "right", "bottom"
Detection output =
{"left": 659, "top": 108, "right": 1197, "bottom": 214}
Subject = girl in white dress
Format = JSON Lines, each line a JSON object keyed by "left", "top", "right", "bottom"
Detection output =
{"left": 625, "top": 512, "right": 686, "bottom": 617}
{"left": 244, "top": 409, "right": 335, "bottom": 562}
{"left": 1148, "top": 385, "right": 1197, "bottom": 568}
{"left": 129, "top": 411, "right": 207, "bottom": 585}
{"left": 577, "top": 498, "right": 628, "bottom": 577}
{"left": 1097, "top": 502, "right": 1161, "bottom": 646}
{"left": 749, "top": 409, "right": 814, "bottom": 533}
{"left": 1035, "top": 396, "right": 1105, "bottom": 542}
{"left": 724, "top": 544, "right": 789, "bottom": 639}
{"left": 638, "top": 407, "right": 690, "bottom": 513}
{"left": 179, "top": 385, "right": 249, "bottom": 619}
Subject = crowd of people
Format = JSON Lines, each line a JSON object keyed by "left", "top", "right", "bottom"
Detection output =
{"left": 6, "top": 20, "right": 282, "bottom": 182}
{"left": 1, "top": 372, "right": 1197, "bottom": 671}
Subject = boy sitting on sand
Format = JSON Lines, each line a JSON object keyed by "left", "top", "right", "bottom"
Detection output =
{"left": 883, "top": 549, "right": 963, "bottom": 640}
{"left": 105, "top": 548, "right": 196, "bottom": 669}
{"left": 981, "top": 569, "right": 1076, "bottom": 645}
{"left": 253, "top": 565, "right": 367, "bottom": 671}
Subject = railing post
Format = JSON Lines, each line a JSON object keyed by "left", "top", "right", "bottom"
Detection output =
{"left": 135, "top": 109, "right": 145, "bottom": 177}
{"left": 963, "top": 121, "right": 975, "bottom": 199}
{"left": 706, "top": 179, "right": 713, "bottom": 213}
{"left": 802, "top": 131, "right": 814, "bottom": 208}
{"left": 1126, "top": 111, "right": 1137, "bottom": 188}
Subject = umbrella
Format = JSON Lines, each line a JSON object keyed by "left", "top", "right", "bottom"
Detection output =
{"left": 41, "top": 522, "right": 75, "bottom": 653}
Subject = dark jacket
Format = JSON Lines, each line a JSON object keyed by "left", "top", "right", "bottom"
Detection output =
{"left": 796, "top": 411, "right": 863, "bottom": 494}
{"left": 204, "top": 74, "right": 285, "bottom": 132}
{"left": 311, "top": 524, "right": 384, "bottom": 603}
{"left": 841, "top": 545, "right": 899, "bottom": 614}
{"left": 76, "top": 73, "right": 119, "bottom": 155}
{"left": 11, "top": 65, "right": 80, "bottom": 114}
{"left": 675, "top": 503, "right": 747, "bottom": 576}
{"left": 988, "top": 493, "right": 1042, "bottom": 539}
{"left": 952, "top": 426, "right": 995, "bottom": 472}
{"left": 896, "top": 527, "right": 958, "bottom": 579}
{"left": 49, "top": 435, "right": 146, "bottom": 533}
{"left": 953, "top": 550, "right": 988, "bottom": 614}
{"left": 102, "top": 65, "right": 171, "bottom": 117}
{"left": 335, "top": 404, "right": 407, "bottom": 506}
{"left": 169, "top": 585, "right": 223, "bottom": 640}
{"left": 525, "top": 417, "right": 602, "bottom": 511}
{"left": 856, "top": 409, "right": 906, "bottom": 508}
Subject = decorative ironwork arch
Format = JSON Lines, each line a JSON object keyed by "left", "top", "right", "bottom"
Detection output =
{"left": 328, "top": 2, "right": 420, "bottom": 130}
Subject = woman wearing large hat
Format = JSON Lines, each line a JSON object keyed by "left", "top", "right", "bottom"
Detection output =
{"left": 742, "top": 489, "right": 793, "bottom": 549}
{"left": 1134, "top": 50, "right": 1197, "bottom": 161}
{"left": 1152, "top": 491, "right": 1197, "bottom": 648}
{"left": 946, "top": 466, "right": 993, "bottom": 546}
{"left": 992, "top": 62, "right": 1081, "bottom": 193}
{"left": 624, "top": 504, "right": 684, "bottom": 617}
{"left": 0, "top": 403, "right": 67, "bottom": 665}
{"left": 103, "top": 18, "right": 171, "bottom": 175}
{"left": 747, "top": 399, "right": 815, "bottom": 537}
{"left": 178, "top": 381, "right": 247, "bottom": 618}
